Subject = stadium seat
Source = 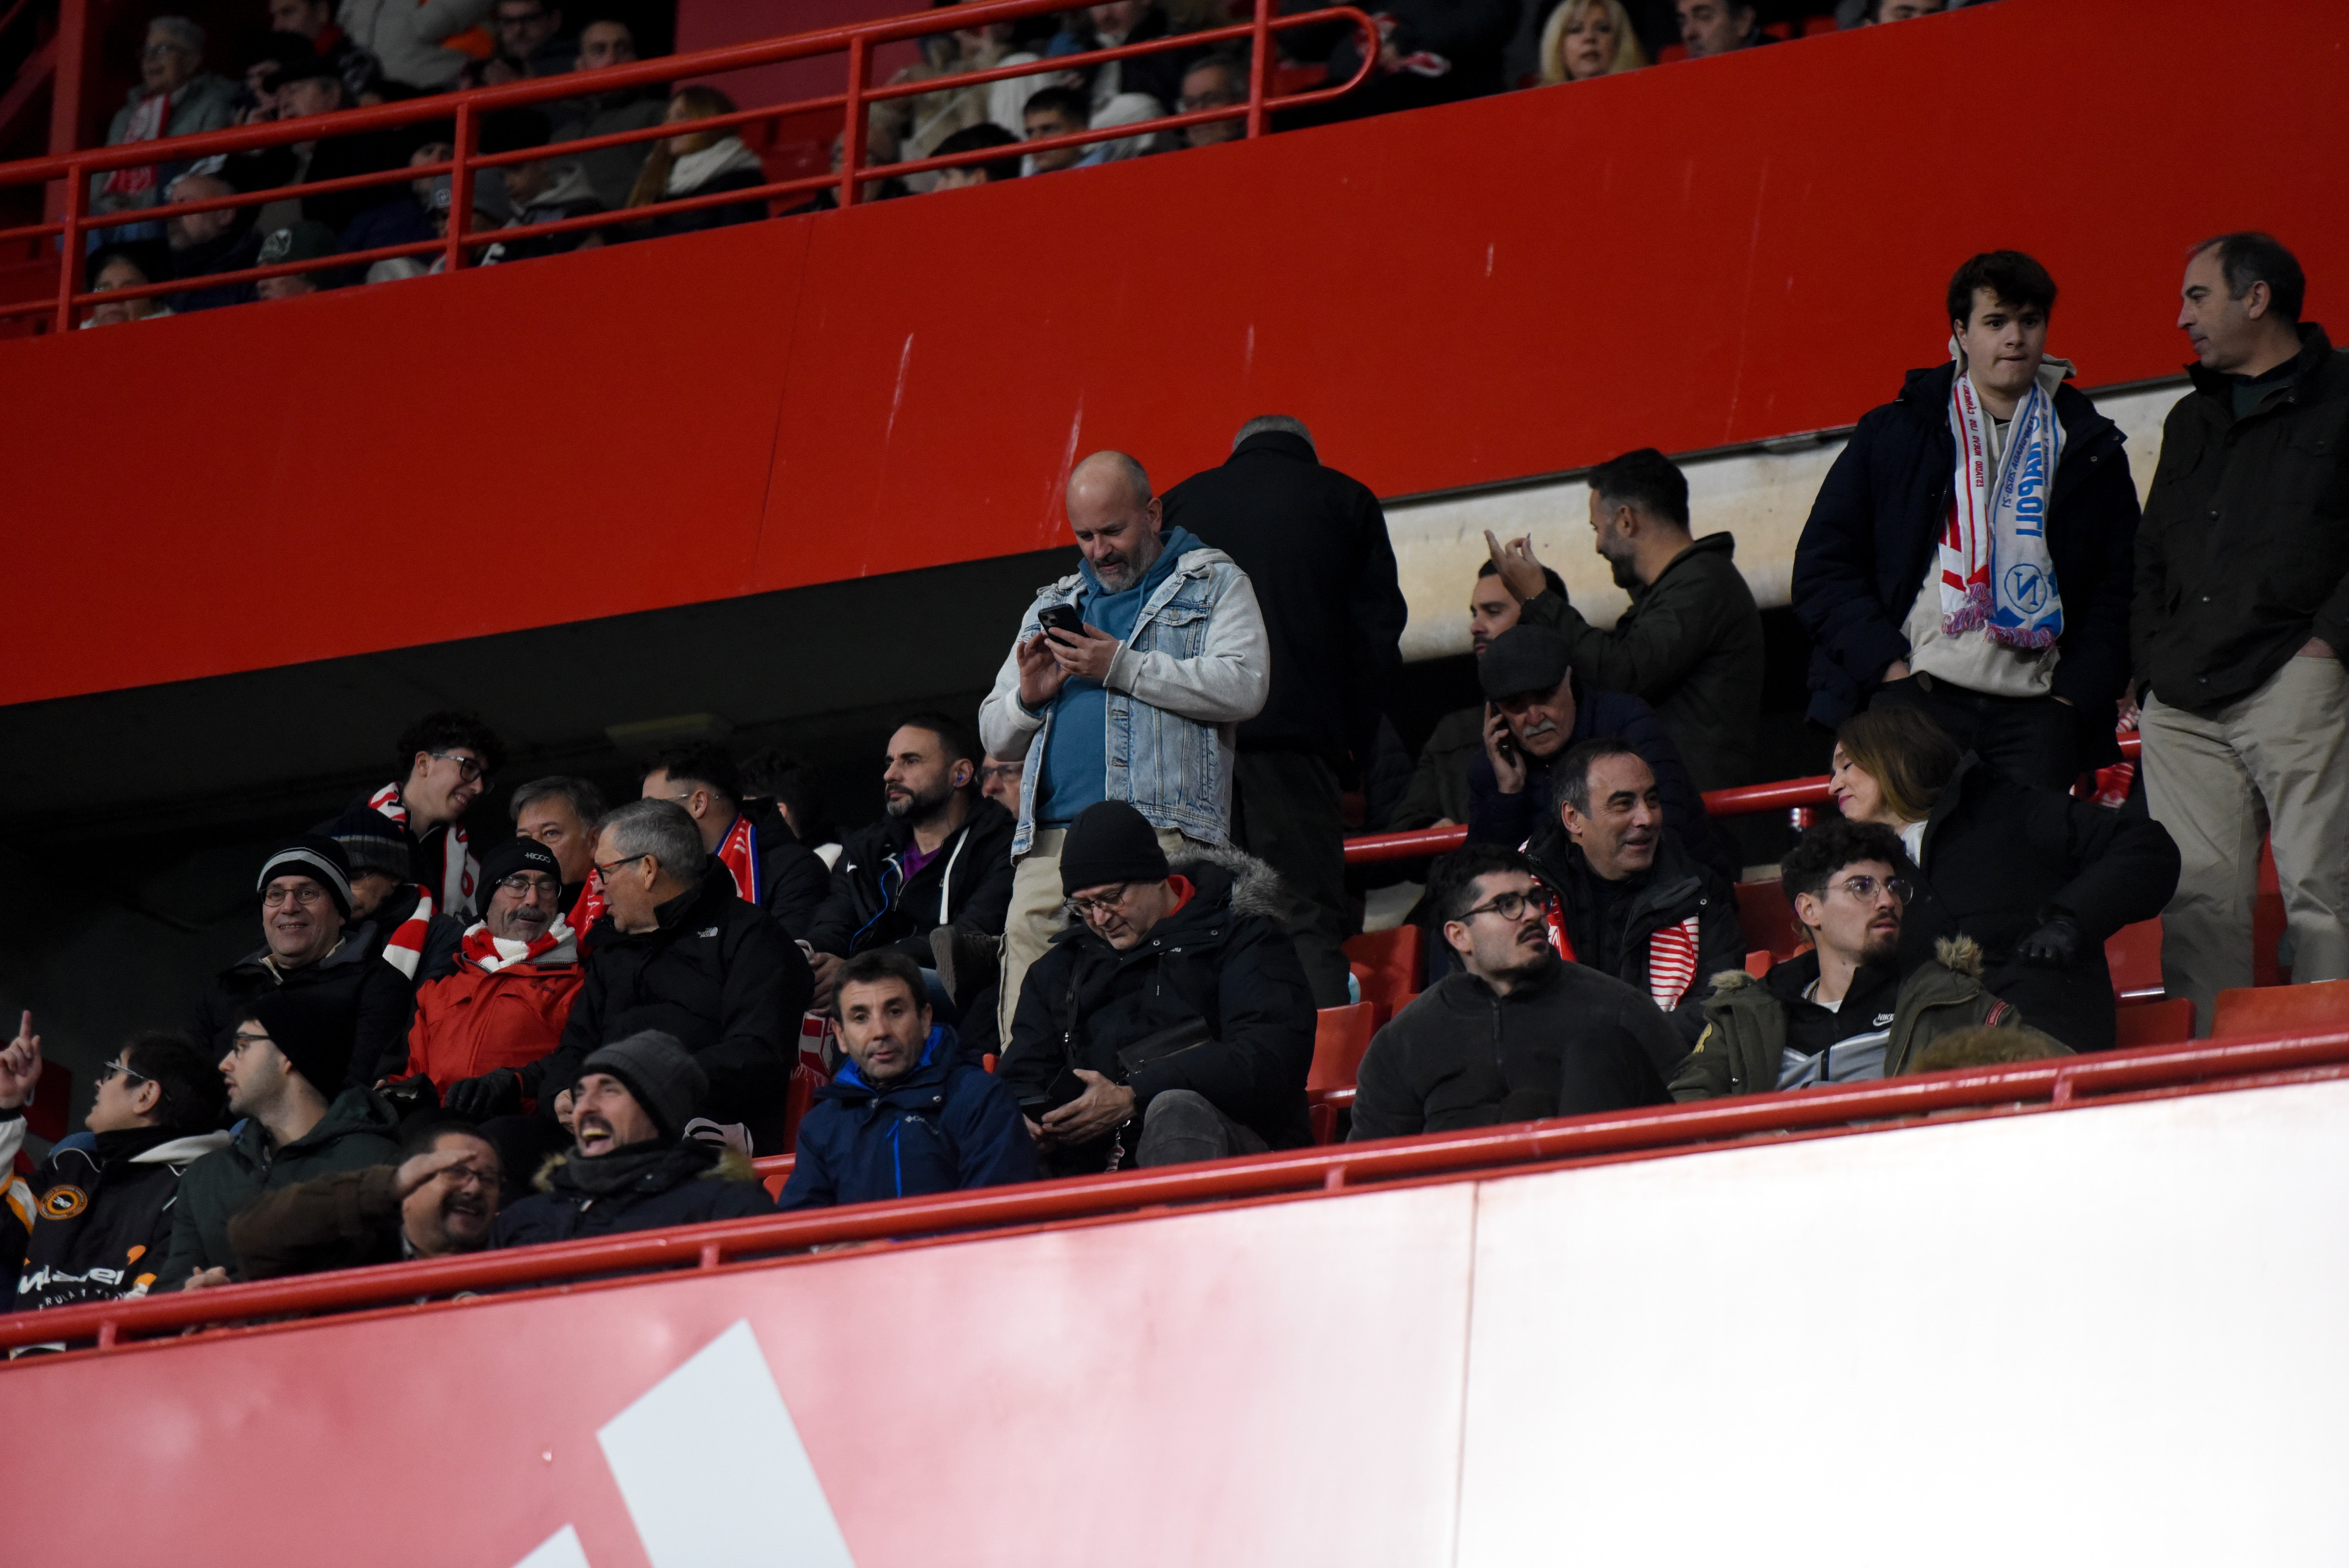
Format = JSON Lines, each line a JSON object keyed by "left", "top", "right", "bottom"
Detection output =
{"left": 2114, "top": 996, "right": 2193, "bottom": 1050}
{"left": 1308, "top": 1001, "right": 1378, "bottom": 1094}
{"left": 1745, "top": 949, "right": 1772, "bottom": 978}
{"left": 1345, "top": 925, "right": 1422, "bottom": 1025}
{"left": 781, "top": 1059, "right": 829, "bottom": 1153}
{"left": 2105, "top": 917, "right": 2164, "bottom": 1001}
{"left": 1735, "top": 880, "right": 1809, "bottom": 961}
{"left": 2209, "top": 978, "right": 2349, "bottom": 1040}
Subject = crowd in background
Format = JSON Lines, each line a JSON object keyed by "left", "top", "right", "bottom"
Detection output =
{"left": 71, "top": 0, "right": 1983, "bottom": 323}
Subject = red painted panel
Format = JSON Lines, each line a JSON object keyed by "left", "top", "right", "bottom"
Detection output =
{"left": 2, "top": 0, "right": 2345, "bottom": 707}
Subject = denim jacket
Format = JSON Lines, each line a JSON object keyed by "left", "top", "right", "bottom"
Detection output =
{"left": 980, "top": 545, "right": 1269, "bottom": 856}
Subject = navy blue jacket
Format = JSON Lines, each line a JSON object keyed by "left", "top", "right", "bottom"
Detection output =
{"left": 779, "top": 1028, "right": 1036, "bottom": 1210}
{"left": 490, "top": 1138, "right": 774, "bottom": 1249}
{"left": 1791, "top": 363, "right": 2139, "bottom": 751}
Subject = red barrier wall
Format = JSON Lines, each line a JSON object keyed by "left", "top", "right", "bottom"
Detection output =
{"left": 1, "top": 0, "right": 2344, "bottom": 709}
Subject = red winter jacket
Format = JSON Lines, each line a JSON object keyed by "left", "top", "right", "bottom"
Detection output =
{"left": 405, "top": 962, "right": 585, "bottom": 1096}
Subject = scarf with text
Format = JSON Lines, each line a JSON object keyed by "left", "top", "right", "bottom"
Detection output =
{"left": 369, "top": 781, "right": 477, "bottom": 916}
{"left": 379, "top": 884, "right": 435, "bottom": 980}
{"left": 715, "top": 813, "right": 760, "bottom": 906}
{"left": 458, "top": 914, "right": 577, "bottom": 973}
{"left": 1941, "top": 361, "right": 2066, "bottom": 649}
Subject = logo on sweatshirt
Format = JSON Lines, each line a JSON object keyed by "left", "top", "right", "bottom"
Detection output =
{"left": 37, "top": 1185, "right": 87, "bottom": 1220}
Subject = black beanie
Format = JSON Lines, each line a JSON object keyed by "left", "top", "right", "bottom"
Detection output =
{"left": 313, "top": 807, "right": 410, "bottom": 881}
{"left": 244, "top": 989, "right": 357, "bottom": 1095}
{"left": 1479, "top": 624, "right": 1573, "bottom": 701}
{"left": 580, "top": 1030, "right": 707, "bottom": 1144}
{"left": 257, "top": 834, "right": 355, "bottom": 920}
{"left": 478, "top": 835, "right": 561, "bottom": 891}
{"left": 1059, "top": 800, "right": 1169, "bottom": 895}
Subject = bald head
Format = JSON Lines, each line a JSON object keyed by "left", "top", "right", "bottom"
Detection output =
{"left": 1067, "top": 450, "right": 1163, "bottom": 591}
{"left": 165, "top": 174, "right": 239, "bottom": 249}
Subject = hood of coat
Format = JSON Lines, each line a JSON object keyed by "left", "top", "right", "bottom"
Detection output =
{"left": 521, "top": 160, "right": 600, "bottom": 214}
{"left": 533, "top": 1137, "right": 757, "bottom": 1195}
{"left": 1168, "top": 843, "right": 1288, "bottom": 923}
{"left": 133, "top": 1129, "right": 235, "bottom": 1165}
{"left": 1707, "top": 930, "right": 1986, "bottom": 1003}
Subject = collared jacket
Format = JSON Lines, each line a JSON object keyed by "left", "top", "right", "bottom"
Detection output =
{"left": 189, "top": 927, "right": 418, "bottom": 1094}
{"left": 999, "top": 848, "right": 1315, "bottom": 1156}
{"left": 152, "top": 1086, "right": 404, "bottom": 1285}
{"left": 490, "top": 1139, "right": 773, "bottom": 1248}
{"left": 2133, "top": 323, "right": 2349, "bottom": 714}
{"left": 2, "top": 1115, "right": 232, "bottom": 1317}
{"left": 1518, "top": 532, "right": 1765, "bottom": 791}
{"left": 981, "top": 543, "right": 1271, "bottom": 856}
{"left": 527, "top": 862, "right": 813, "bottom": 1154}
{"left": 1161, "top": 429, "right": 1408, "bottom": 765}
{"left": 779, "top": 1028, "right": 1037, "bottom": 1209}
{"left": 1531, "top": 830, "right": 1746, "bottom": 1046}
{"left": 1348, "top": 956, "right": 1685, "bottom": 1141}
{"left": 802, "top": 799, "right": 1018, "bottom": 961}
{"left": 403, "top": 956, "right": 586, "bottom": 1095}
{"left": 1791, "top": 362, "right": 2139, "bottom": 755}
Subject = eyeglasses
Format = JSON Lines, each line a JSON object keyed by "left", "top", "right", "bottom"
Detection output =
{"left": 497, "top": 874, "right": 561, "bottom": 899}
{"left": 1460, "top": 891, "right": 1542, "bottom": 922}
{"left": 438, "top": 1163, "right": 503, "bottom": 1191}
{"left": 430, "top": 750, "right": 488, "bottom": 785}
{"left": 229, "top": 1030, "right": 271, "bottom": 1052}
{"left": 101, "top": 1058, "right": 152, "bottom": 1087}
{"left": 263, "top": 883, "right": 330, "bottom": 908}
{"left": 1831, "top": 874, "right": 1915, "bottom": 905}
{"left": 142, "top": 41, "right": 192, "bottom": 58}
{"left": 1064, "top": 884, "right": 1132, "bottom": 920}
{"left": 593, "top": 853, "right": 652, "bottom": 880}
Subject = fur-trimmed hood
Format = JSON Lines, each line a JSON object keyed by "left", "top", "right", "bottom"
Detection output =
{"left": 531, "top": 1140, "right": 758, "bottom": 1194}
{"left": 1703, "top": 932, "right": 1987, "bottom": 999}
{"left": 1168, "top": 842, "right": 1290, "bottom": 923}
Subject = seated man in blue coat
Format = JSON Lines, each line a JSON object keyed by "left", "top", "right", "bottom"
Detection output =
{"left": 780, "top": 950, "right": 1036, "bottom": 1210}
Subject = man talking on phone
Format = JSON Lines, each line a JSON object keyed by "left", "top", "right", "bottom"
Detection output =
{"left": 980, "top": 450, "right": 1272, "bottom": 1040}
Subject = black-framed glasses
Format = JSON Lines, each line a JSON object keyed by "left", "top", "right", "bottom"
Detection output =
{"left": 497, "top": 874, "right": 562, "bottom": 900}
{"left": 1832, "top": 874, "right": 1915, "bottom": 905}
{"left": 101, "top": 1058, "right": 152, "bottom": 1087}
{"left": 1461, "top": 891, "right": 1541, "bottom": 922}
{"left": 430, "top": 749, "right": 488, "bottom": 785}
{"left": 593, "top": 853, "right": 651, "bottom": 880}
{"left": 1064, "top": 884, "right": 1132, "bottom": 920}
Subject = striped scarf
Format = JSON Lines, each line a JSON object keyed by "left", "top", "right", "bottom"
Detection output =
{"left": 567, "top": 872, "right": 606, "bottom": 940}
{"left": 1544, "top": 895, "right": 1700, "bottom": 1012}
{"left": 379, "top": 884, "right": 436, "bottom": 980}
{"left": 368, "top": 782, "right": 478, "bottom": 917}
{"left": 715, "top": 813, "right": 760, "bottom": 906}
{"left": 100, "top": 90, "right": 172, "bottom": 199}
{"left": 457, "top": 916, "right": 577, "bottom": 973}
{"left": 1941, "top": 363, "right": 2066, "bottom": 649}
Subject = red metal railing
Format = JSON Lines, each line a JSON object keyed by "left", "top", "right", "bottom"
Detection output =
{"left": 3, "top": 1017, "right": 2342, "bottom": 1357}
{"left": 0, "top": 0, "right": 1375, "bottom": 331}
{"left": 1342, "top": 732, "right": 2146, "bottom": 864}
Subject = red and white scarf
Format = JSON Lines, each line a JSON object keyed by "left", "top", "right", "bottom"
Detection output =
{"left": 101, "top": 90, "right": 173, "bottom": 200}
{"left": 1543, "top": 895, "right": 1700, "bottom": 1012}
{"left": 715, "top": 813, "right": 760, "bottom": 905}
{"left": 568, "top": 871, "right": 606, "bottom": 938}
{"left": 458, "top": 915, "right": 577, "bottom": 974}
{"left": 369, "top": 781, "right": 478, "bottom": 917}
{"left": 380, "top": 884, "right": 435, "bottom": 980}
{"left": 1941, "top": 360, "right": 2066, "bottom": 649}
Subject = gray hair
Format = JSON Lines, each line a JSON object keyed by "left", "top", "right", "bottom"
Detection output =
{"left": 1233, "top": 414, "right": 1313, "bottom": 453}
{"left": 1069, "top": 449, "right": 1151, "bottom": 508}
{"left": 147, "top": 15, "right": 205, "bottom": 52}
{"left": 510, "top": 775, "right": 606, "bottom": 831}
{"left": 599, "top": 798, "right": 705, "bottom": 879}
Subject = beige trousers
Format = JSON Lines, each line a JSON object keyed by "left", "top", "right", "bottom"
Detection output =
{"left": 996, "top": 822, "right": 1202, "bottom": 1041}
{"left": 2140, "top": 653, "right": 2349, "bottom": 1032}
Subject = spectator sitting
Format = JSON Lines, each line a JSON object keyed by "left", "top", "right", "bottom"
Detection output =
{"left": 930, "top": 122, "right": 1024, "bottom": 190}
{"left": 621, "top": 87, "right": 768, "bottom": 239}
{"left": 80, "top": 244, "right": 175, "bottom": 328}
{"left": 365, "top": 709, "right": 504, "bottom": 920}
{"left": 1078, "top": 91, "right": 1173, "bottom": 164}
{"left": 251, "top": 220, "right": 339, "bottom": 300}
{"left": 1021, "top": 85, "right": 1092, "bottom": 174}
{"left": 1670, "top": 819, "right": 2064, "bottom": 1101}
{"left": 979, "top": 450, "right": 1269, "bottom": 1035}
{"left": 162, "top": 172, "right": 262, "bottom": 313}
{"left": 1791, "top": 250, "right": 2140, "bottom": 791}
{"left": 1870, "top": 0, "right": 1944, "bottom": 21}
{"left": 0, "top": 1023, "right": 229, "bottom": 1317}
{"left": 548, "top": 18, "right": 665, "bottom": 209}
{"left": 977, "top": 752, "right": 1025, "bottom": 819}
{"left": 238, "top": 55, "right": 407, "bottom": 236}
{"left": 317, "top": 805, "right": 464, "bottom": 990}
{"left": 1536, "top": 0, "right": 1647, "bottom": 84}
{"left": 1176, "top": 52, "right": 1244, "bottom": 147}
{"left": 490, "top": 0, "right": 576, "bottom": 77}
{"left": 1533, "top": 739, "right": 1744, "bottom": 1045}
{"left": 741, "top": 750, "right": 841, "bottom": 870}
{"left": 393, "top": 836, "right": 583, "bottom": 1099}
{"left": 336, "top": 0, "right": 496, "bottom": 89}
{"left": 225, "top": 1121, "right": 501, "bottom": 1279}
{"left": 1830, "top": 705, "right": 2178, "bottom": 1054}
{"left": 481, "top": 143, "right": 604, "bottom": 262}
{"left": 490, "top": 1030, "right": 774, "bottom": 1247}
{"left": 449, "top": 799, "right": 812, "bottom": 1153}
{"left": 871, "top": 10, "right": 1049, "bottom": 194}
{"left": 159, "top": 991, "right": 404, "bottom": 1287}
{"left": 1675, "top": 0, "right": 1761, "bottom": 57}
{"left": 1468, "top": 622, "right": 1733, "bottom": 883}
{"left": 1488, "top": 447, "right": 1764, "bottom": 791}
{"left": 804, "top": 715, "right": 1017, "bottom": 1014}
{"left": 640, "top": 740, "right": 829, "bottom": 939}
{"left": 780, "top": 950, "right": 1037, "bottom": 1209}
{"left": 1390, "top": 558, "right": 1563, "bottom": 830}
{"left": 512, "top": 774, "right": 608, "bottom": 933}
{"left": 1164, "top": 414, "right": 1409, "bottom": 1007}
{"left": 999, "top": 801, "right": 1313, "bottom": 1172}
{"left": 188, "top": 836, "right": 417, "bottom": 1089}
{"left": 92, "top": 17, "right": 238, "bottom": 228}
{"left": 1350, "top": 845, "right": 1685, "bottom": 1139}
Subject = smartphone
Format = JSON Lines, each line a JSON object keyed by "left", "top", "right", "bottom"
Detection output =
{"left": 1039, "top": 603, "right": 1085, "bottom": 640}
{"left": 1486, "top": 701, "right": 1517, "bottom": 762}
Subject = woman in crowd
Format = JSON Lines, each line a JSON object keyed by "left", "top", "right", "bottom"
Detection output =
{"left": 623, "top": 87, "right": 770, "bottom": 240}
{"left": 1536, "top": 0, "right": 1647, "bottom": 86}
{"left": 80, "top": 245, "right": 175, "bottom": 328}
{"left": 1828, "top": 704, "right": 2179, "bottom": 1053}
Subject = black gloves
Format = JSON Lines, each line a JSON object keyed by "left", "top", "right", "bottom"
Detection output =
{"left": 444, "top": 1067, "right": 522, "bottom": 1120}
{"left": 378, "top": 1074, "right": 440, "bottom": 1113}
{"left": 2015, "top": 914, "right": 2082, "bottom": 969}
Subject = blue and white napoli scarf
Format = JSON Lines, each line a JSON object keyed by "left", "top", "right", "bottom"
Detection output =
{"left": 1940, "top": 361, "right": 2066, "bottom": 649}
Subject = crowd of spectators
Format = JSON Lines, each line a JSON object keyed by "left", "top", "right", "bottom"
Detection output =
{"left": 2, "top": 235, "right": 2337, "bottom": 1346}
{"left": 69, "top": 0, "right": 1991, "bottom": 327}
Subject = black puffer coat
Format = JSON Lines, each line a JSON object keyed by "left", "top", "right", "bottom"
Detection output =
{"left": 1531, "top": 831, "right": 1746, "bottom": 1046}
{"left": 490, "top": 1139, "right": 773, "bottom": 1248}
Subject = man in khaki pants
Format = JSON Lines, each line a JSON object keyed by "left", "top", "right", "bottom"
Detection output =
{"left": 2132, "top": 233, "right": 2349, "bottom": 1030}
{"left": 979, "top": 451, "right": 1270, "bottom": 1039}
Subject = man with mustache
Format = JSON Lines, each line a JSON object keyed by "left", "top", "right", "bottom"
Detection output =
{"left": 1533, "top": 739, "right": 1744, "bottom": 1046}
{"left": 397, "top": 837, "right": 585, "bottom": 1105}
{"left": 1390, "top": 557, "right": 1566, "bottom": 832}
{"left": 1349, "top": 844, "right": 1683, "bottom": 1141}
{"left": 222, "top": 1122, "right": 504, "bottom": 1281}
{"left": 1671, "top": 819, "right": 2054, "bottom": 1100}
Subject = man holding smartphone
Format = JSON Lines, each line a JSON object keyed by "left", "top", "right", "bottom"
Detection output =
{"left": 980, "top": 449, "right": 1273, "bottom": 1039}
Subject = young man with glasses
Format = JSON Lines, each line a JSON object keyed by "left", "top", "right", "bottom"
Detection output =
{"left": 0, "top": 1019, "right": 229, "bottom": 1322}
{"left": 364, "top": 711, "right": 506, "bottom": 922}
{"left": 1671, "top": 819, "right": 2054, "bottom": 1101}
{"left": 1349, "top": 844, "right": 1684, "bottom": 1142}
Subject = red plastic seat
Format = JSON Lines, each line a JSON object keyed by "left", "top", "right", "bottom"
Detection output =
{"left": 1744, "top": 948, "right": 1773, "bottom": 978}
{"left": 1344, "top": 925, "right": 1423, "bottom": 1025}
{"left": 2114, "top": 996, "right": 2193, "bottom": 1050}
{"left": 2105, "top": 916, "right": 2164, "bottom": 1001}
{"left": 2209, "top": 978, "right": 2349, "bottom": 1039}
{"left": 1308, "top": 1001, "right": 1378, "bottom": 1094}
{"left": 1735, "top": 880, "right": 1810, "bottom": 961}
{"left": 780, "top": 1059, "right": 829, "bottom": 1153}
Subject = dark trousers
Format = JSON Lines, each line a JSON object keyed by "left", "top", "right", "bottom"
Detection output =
{"left": 1873, "top": 674, "right": 2083, "bottom": 792}
{"left": 1231, "top": 749, "right": 1354, "bottom": 1008}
